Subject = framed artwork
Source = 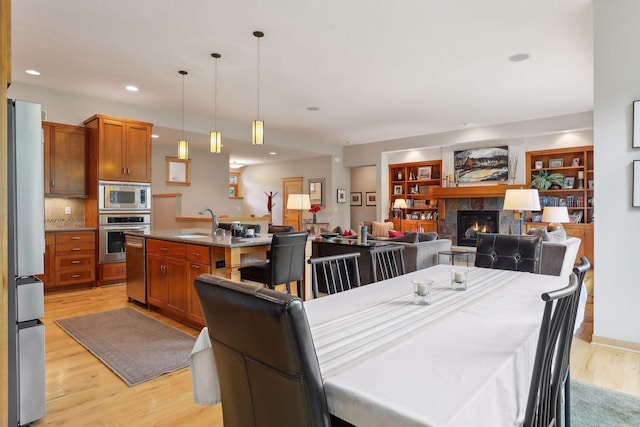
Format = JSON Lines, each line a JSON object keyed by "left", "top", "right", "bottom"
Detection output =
{"left": 350, "top": 192, "right": 362, "bottom": 206}
{"left": 166, "top": 156, "right": 191, "bottom": 186}
{"left": 531, "top": 212, "right": 542, "bottom": 222}
{"left": 337, "top": 188, "right": 347, "bottom": 203}
{"left": 563, "top": 176, "right": 575, "bottom": 189}
{"left": 365, "top": 192, "right": 376, "bottom": 206}
{"left": 549, "top": 158, "right": 564, "bottom": 168}
{"left": 534, "top": 160, "right": 543, "bottom": 169}
{"left": 453, "top": 146, "right": 508, "bottom": 182}
{"left": 417, "top": 166, "right": 432, "bottom": 180}
{"left": 393, "top": 184, "right": 403, "bottom": 195}
{"left": 634, "top": 101, "right": 640, "bottom": 148}
{"left": 572, "top": 157, "right": 581, "bottom": 166}
{"left": 308, "top": 178, "right": 325, "bottom": 207}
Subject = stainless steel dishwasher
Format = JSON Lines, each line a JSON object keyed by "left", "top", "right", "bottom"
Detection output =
{"left": 125, "top": 235, "right": 146, "bottom": 304}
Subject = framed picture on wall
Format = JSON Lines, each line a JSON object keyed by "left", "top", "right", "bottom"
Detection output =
{"left": 350, "top": 192, "right": 362, "bottom": 206}
{"left": 634, "top": 101, "right": 640, "bottom": 148}
{"left": 337, "top": 188, "right": 347, "bottom": 203}
{"left": 634, "top": 161, "right": 640, "bottom": 207}
{"left": 365, "top": 192, "right": 377, "bottom": 206}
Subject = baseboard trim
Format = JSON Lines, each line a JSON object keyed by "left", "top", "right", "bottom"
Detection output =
{"left": 591, "top": 335, "right": 640, "bottom": 353}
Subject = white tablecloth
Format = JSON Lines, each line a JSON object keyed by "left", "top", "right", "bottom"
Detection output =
{"left": 304, "top": 264, "right": 567, "bottom": 427}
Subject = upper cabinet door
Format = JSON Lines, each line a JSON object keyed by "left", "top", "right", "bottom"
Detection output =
{"left": 98, "top": 119, "right": 126, "bottom": 181}
{"left": 125, "top": 122, "right": 151, "bottom": 182}
{"left": 43, "top": 122, "right": 87, "bottom": 196}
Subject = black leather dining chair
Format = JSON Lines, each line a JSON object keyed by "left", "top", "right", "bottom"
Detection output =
{"left": 474, "top": 233, "right": 543, "bottom": 273}
{"left": 370, "top": 245, "right": 406, "bottom": 282}
{"left": 308, "top": 252, "right": 361, "bottom": 298}
{"left": 194, "top": 275, "right": 353, "bottom": 427}
{"left": 523, "top": 273, "right": 581, "bottom": 427}
{"left": 239, "top": 231, "right": 308, "bottom": 297}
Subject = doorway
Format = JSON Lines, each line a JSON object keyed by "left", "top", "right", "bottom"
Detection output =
{"left": 282, "top": 177, "right": 303, "bottom": 231}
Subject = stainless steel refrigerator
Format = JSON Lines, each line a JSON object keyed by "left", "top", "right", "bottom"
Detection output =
{"left": 7, "top": 99, "right": 46, "bottom": 426}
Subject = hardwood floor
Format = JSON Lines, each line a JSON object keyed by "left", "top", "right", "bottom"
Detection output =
{"left": 34, "top": 270, "right": 639, "bottom": 426}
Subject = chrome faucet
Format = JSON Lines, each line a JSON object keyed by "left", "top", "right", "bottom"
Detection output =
{"left": 198, "top": 208, "right": 218, "bottom": 237}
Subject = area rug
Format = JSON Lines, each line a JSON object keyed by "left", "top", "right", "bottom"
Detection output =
{"left": 571, "top": 381, "right": 640, "bottom": 426}
{"left": 55, "top": 307, "right": 196, "bottom": 386}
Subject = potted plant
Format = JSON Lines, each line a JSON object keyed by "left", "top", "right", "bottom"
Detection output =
{"left": 531, "top": 170, "right": 565, "bottom": 190}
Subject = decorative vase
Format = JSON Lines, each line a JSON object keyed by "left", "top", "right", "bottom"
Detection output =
{"left": 312, "top": 213, "right": 317, "bottom": 223}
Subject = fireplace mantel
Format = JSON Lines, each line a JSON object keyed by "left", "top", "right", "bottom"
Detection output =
{"left": 433, "top": 184, "right": 524, "bottom": 199}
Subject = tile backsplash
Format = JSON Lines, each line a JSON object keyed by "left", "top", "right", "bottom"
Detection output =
{"left": 45, "top": 198, "right": 86, "bottom": 229}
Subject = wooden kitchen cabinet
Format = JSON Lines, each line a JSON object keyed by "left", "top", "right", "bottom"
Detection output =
{"left": 42, "top": 230, "right": 96, "bottom": 289}
{"left": 83, "top": 114, "right": 153, "bottom": 182}
{"left": 387, "top": 219, "right": 438, "bottom": 233}
{"left": 186, "top": 244, "right": 212, "bottom": 325}
{"left": 43, "top": 122, "right": 87, "bottom": 196}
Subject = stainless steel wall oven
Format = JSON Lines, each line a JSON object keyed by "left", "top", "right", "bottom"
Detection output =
{"left": 99, "top": 213, "right": 150, "bottom": 263}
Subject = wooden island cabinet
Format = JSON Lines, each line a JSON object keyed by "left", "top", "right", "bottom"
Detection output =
{"left": 84, "top": 114, "right": 152, "bottom": 183}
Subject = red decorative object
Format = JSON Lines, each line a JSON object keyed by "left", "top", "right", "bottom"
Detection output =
{"left": 309, "top": 205, "right": 321, "bottom": 213}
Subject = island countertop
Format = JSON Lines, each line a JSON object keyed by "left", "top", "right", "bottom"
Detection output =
{"left": 127, "top": 228, "right": 273, "bottom": 247}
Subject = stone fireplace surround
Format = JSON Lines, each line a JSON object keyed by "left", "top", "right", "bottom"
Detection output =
{"left": 439, "top": 197, "right": 517, "bottom": 246}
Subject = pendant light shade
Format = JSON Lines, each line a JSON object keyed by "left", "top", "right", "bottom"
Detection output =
{"left": 178, "top": 70, "right": 189, "bottom": 159}
{"left": 210, "top": 53, "right": 222, "bottom": 154}
{"left": 252, "top": 31, "right": 264, "bottom": 145}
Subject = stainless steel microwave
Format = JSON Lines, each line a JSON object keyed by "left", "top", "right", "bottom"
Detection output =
{"left": 99, "top": 181, "right": 151, "bottom": 211}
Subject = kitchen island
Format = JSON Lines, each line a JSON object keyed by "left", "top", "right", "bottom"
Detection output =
{"left": 129, "top": 228, "right": 273, "bottom": 327}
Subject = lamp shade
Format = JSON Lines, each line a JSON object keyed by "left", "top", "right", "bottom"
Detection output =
{"left": 287, "top": 194, "right": 311, "bottom": 210}
{"left": 393, "top": 198, "right": 407, "bottom": 209}
{"left": 542, "top": 206, "right": 570, "bottom": 223}
{"left": 503, "top": 189, "right": 541, "bottom": 211}
{"left": 178, "top": 139, "right": 189, "bottom": 160}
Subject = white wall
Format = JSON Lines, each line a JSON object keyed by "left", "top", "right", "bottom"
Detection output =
{"left": 350, "top": 166, "right": 377, "bottom": 227}
{"left": 593, "top": 0, "right": 640, "bottom": 347}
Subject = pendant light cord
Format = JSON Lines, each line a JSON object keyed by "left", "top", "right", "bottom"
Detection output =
{"left": 256, "top": 35, "right": 260, "bottom": 120}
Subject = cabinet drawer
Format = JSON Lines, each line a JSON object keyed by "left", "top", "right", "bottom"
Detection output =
{"left": 147, "top": 239, "right": 186, "bottom": 258}
{"left": 100, "top": 262, "right": 126, "bottom": 282}
{"left": 56, "top": 268, "right": 95, "bottom": 286}
{"left": 55, "top": 243, "right": 95, "bottom": 256}
{"left": 187, "top": 244, "right": 210, "bottom": 264}
{"left": 55, "top": 254, "right": 95, "bottom": 270}
{"left": 55, "top": 231, "right": 95, "bottom": 244}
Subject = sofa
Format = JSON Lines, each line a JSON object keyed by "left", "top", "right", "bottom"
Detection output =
{"left": 376, "top": 233, "right": 452, "bottom": 272}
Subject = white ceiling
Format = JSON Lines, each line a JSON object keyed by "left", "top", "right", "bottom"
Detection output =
{"left": 11, "top": 0, "right": 593, "bottom": 166}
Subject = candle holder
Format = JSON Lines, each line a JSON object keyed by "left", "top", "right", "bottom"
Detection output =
{"left": 412, "top": 279, "right": 433, "bottom": 305}
{"left": 450, "top": 270, "right": 467, "bottom": 291}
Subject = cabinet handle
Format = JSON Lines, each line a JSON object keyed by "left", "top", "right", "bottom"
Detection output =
{"left": 71, "top": 236, "right": 81, "bottom": 240}
{"left": 192, "top": 265, "right": 201, "bottom": 270}
{"left": 71, "top": 274, "right": 81, "bottom": 278}
{"left": 71, "top": 260, "right": 81, "bottom": 264}
{"left": 161, "top": 247, "right": 168, "bottom": 251}
{"left": 127, "top": 167, "right": 130, "bottom": 175}
{"left": 192, "top": 252, "right": 200, "bottom": 257}
{"left": 51, "top": 179, "right": 55, "bottom": 187}
{"left": 123, "top": 167, "right": 126, "bottom": 175}
{"left": 72, "top": 247, "right": 81, "bottom": 251}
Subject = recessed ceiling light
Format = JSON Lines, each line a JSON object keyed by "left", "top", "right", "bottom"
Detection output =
{"left": 307, "top": 107, "right": 319, "bottom": 111}
{"left": 25, "top": 69, "right": 40, "bottom": 76}
{"left": 509, "top": 53, "right": 530, "bottom": 62}
{"left": 269, "top": 152, "right": 276, "bottom": 155}
{"left": 125, "top": 85, "right": 139, "bottom": 92}
{"left": 151, "top": 134, "right": 159, "bottom": 139}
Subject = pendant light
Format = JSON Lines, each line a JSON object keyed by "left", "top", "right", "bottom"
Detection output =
{"left": 210, "top": 53, "right": 222, "bottom": 154}
{"left": 252, "top": 31, "right": 264, "bottom": 145}
{"left": 178, "top": 70, "right": 189, "bottom": 159}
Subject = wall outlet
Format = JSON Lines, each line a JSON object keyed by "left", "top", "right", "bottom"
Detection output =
{"left": 64, "top": 206, "right": 72, "bottom": 215}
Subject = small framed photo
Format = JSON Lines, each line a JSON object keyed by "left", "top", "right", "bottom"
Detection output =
{"left": 531, "top": 212, "right": 542, "bottom": 222}
{"left": 350, "top": 192, "right": 362, "bottom": 206}
{"left": 549, "top": 158, "right": 564, "bottom": 168}
{"left": 588, "top": 179, "right": 594, "bottom": 189}
{"left": 634, "top": 101, "right": 640, "bottom": 148}
{"left": 571, "top": 157, "right": 581, "bottom": 167}
{"left": 417, "top": 166, "right": 432, "bottom": 180}
{"left": 534, "top": 160, "right": 544, "bottom": 169}
{"left": 634, "top": 161, "right": 640, "bottom": 207}
{"left": 365, "top": 192, "right": 377, "bottom": 206}
{"left": 563, "top": 176, "right": 575, "bottom": 189}
{"left": 393, "top": 185, "right": 403, "bottom": 195}
{"left": 337, "top": 188, "right": 347, "bottom": 203}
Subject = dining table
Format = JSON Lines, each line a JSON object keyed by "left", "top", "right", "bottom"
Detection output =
{"left": 303, "top": 264, "right": 568, "bottom": 427}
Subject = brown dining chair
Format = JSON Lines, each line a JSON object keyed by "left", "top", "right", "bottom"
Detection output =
{"left": 370, "top": 245, "right": 406, "bottom": 282}
{"left": 474, "top": 233, "right": 543, "bottom": 273}
{"left": 308, "top": 252, "right": 361, "bottom": 298}
{"left": 523, "top": 273, "right": 581, "bottom": 427}
{"left": 194, "top": 275, "right": 353, "bottom": 427}
{"left": 239, "top": 231, "right": 308, "bottom": 297}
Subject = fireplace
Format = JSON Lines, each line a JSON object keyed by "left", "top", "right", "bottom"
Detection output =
{"left": 457, "top": 210, "right": 499, "bottom": 247}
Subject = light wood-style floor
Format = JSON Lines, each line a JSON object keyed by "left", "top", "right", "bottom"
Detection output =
{"left": 34, "top": 271, "right": 639, "bottom": 426}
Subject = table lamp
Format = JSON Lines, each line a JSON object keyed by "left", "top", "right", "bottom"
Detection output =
{"left": 541, "top": 206, "right": 570, "bottom": 231}
{"left": 287, "top": 194, "right": 311, "bottom": 231}
{"left": 393, "top": 198, "right": 407, "bottom": 231}
{"left": 503, "top": 189, "right": 541, "bottom": 234}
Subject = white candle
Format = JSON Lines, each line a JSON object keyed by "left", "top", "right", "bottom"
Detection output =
{"left": 416, "top": 283, "right": 429, "bottom": 295}
{"left": 454, "top": 271, "right": 464, "bottom": 283}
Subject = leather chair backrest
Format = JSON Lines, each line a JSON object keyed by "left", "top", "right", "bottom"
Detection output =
{"left": 194, "top": 276, "right": 331, "bottom": 427}
{"left": 475, "top": 233, "right": 542, "bottom": 273}
{"left": 270, "top": 231, "right": 308, "bottom": 285}
{"left": 268, "top": 224, "right": 295, "bottom": 233}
